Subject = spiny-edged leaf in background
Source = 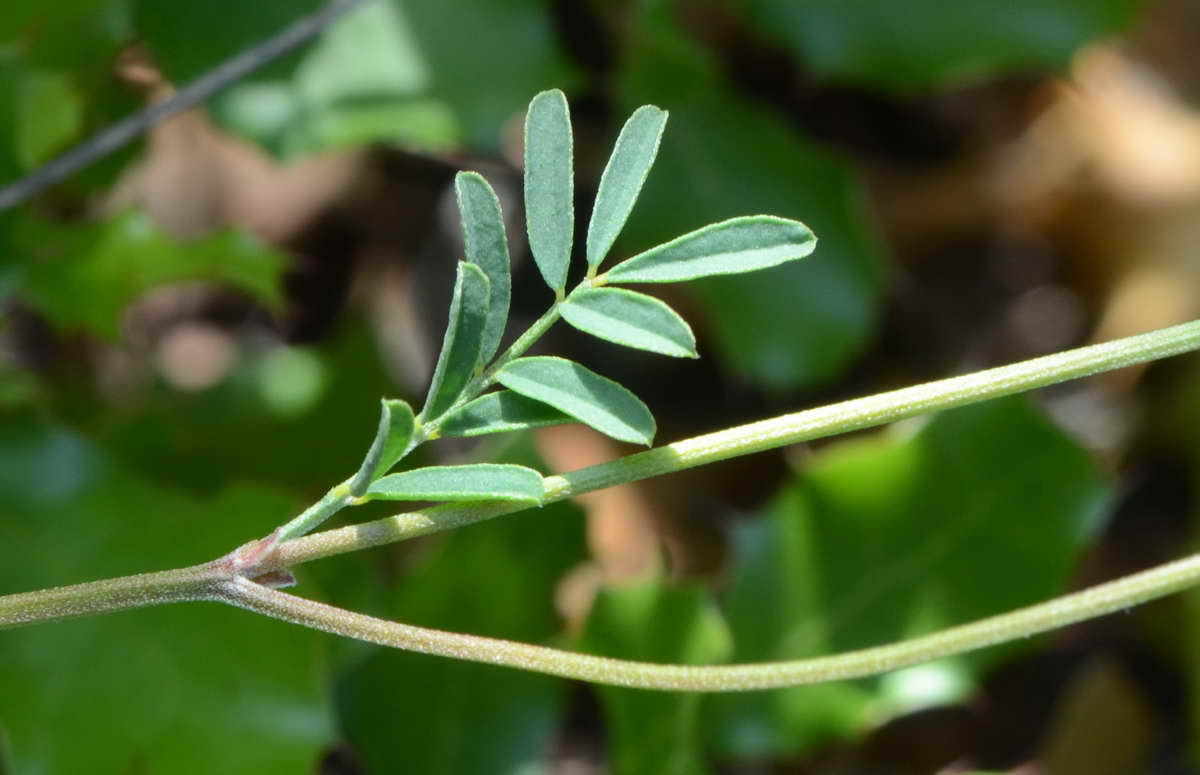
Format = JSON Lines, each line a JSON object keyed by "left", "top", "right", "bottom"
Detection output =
{"left": 336, "top": 438, "right": 586, "bottom": 775}
{"left": 704, "top": 397, "right": 1110, "bottom": 758}
{"left": 605, "top": 215, "right": 816, "bottom": 284}
{"left": 349, "top": 398, "right": 416, "bottom": 495}
{"left": 740, "top": 0, "right": 1136, "bottom": 92}
{"left": 496, "top": 356, "right": 655, "bottom": 445}
{"left": 367, "top": 463, "right": 543, "bottom": 504}
{"left": 524, "top": 88, "right": 574, "bottom": 292}
{"left": 0, "top": 419, "right": 334, "bottom": 774}
{"left": 454, "top": 171, "right": 512, "bottom": 364}
{"left": 422, "top": 262, "right": 490, "bottom": 420}
{"left": 580, "top": 581, "right": 733, "bottom": 775}
{"left": 586, "top": 104, "right": 668, "bottom": 271}
{"left": 438, "top": 390, "right": 574, "bottom": 438}
{"left": 17, "top": 210, "right": 285, "bottom": 340}
{"left": 560, "top": 287, "right": 697, "bottom": 358}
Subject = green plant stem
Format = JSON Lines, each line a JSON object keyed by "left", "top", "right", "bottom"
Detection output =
{"left": 276, "top": 318, "right": 1200, "bottom": 568}
{"left": 474, "top": 305, "right": 562, "bottom": 388}
{"left": 6, "top": 319, "right": 1200, "bottom": 692}
{"left": 0, "top": 563, "right": 226, "bottom": 629}
{"left": 276, "top": 295, "right": 572, "bottom": 544}
{"left": 272, "top": 478, "right": 355, "bottom": 543}
{"left": 218, "top": 549, "right": 1200, "bottom": 690}
{"left": 270, "top": 292, "right": 570, "bottom": 543}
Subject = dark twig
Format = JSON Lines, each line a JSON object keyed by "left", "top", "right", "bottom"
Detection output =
{"left": 0, "top": 0, "right": 367, "bottom": 212}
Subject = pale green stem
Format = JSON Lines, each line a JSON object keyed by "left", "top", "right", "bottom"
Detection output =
{"left": 473, "top": 304, "right": 562, "bottom": 388}
{"left": 7, "top": 319, "right": 1200, "bottom": 691}
{"left": 218, "top": 550, "right": 1200, "bottom": 691}
{"left": 276, "top": 318, "right": 1200, "bottom": 568}
{"left": 272, "top": 477, "right": 355, "bottom": 544}
{"left": 0, "top": 563, "right": 226, "bottom": 629}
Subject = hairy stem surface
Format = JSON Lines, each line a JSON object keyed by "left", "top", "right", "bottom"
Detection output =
{"left": 0, "top": 564, "right": 226, "bottom": 629}
{"left": 220, "top": 550, "right": 1200, "bottom": 690}
{"left": 277, "top": 318, "right": 1200, "bottom": 567}
{"left": 5, "top": 319, "right": 1200, "bottom": 691}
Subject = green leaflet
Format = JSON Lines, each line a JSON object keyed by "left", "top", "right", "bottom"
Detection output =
{"left": 560, "top": 287, "right": 696, "bottom": 358}
{"left": 496, "top": 357, "right": 655, "bottom": 445}
{"left": 604, "top": 215, "right": 816, "bottom": 284}
{"left": 366, "top": 464, "right": 544, "bottom": 504}
{"left": 349, "top": 398, "right": 416, "bottom": 495}
{"left": 422, "top": 262, "right": 490, "bottom": 420}
{"left": 439, "top": 390, "right": 574, "bottom": 438}
{"left": 586, "top": 105, "right": 668, "bottom": 271}
{"left": 524, "top": 89, "right": 574, "bottom": 292}
{"left": 454, "top": 171, "right": 511, "bottom": 364}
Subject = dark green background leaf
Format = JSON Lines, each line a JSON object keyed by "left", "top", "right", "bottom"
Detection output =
{"left": 705, "top": 397, "right": 1111, "bottom": 757}
{"left": 336, "top": 439, "right": 587, "bottom": 774}
{"left": 16, "top": 211, "right": 285, "bottom": 339}
{"left": 134, "top": 0, "right": 322, "bottom": 83}
{"left": 581, "top": 581, "right": 733, "bottom": 775}
{"left": 14, "top": 69, "right": 83, "bottom": 169}
{"left": 741, "top": 0, "right": 1138, "bottom": 91}
{"left": 396, "top": 0, "right": 577, "bottom": 150}
{"left": 0, "top": 419, "right": 335, "bottom": 774}
{"left": 616, "top": 10, "right": 886, "bottom": 392}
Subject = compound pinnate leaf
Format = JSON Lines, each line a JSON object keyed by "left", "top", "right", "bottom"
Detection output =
{"left": 586, "top": 105, "right": 668, "bottom": 271}
{"left": 455, "top": 171, "right": 511, "bottom": 364}
{"left": 604, "top": 215, "right": 816, "bottom": 284}
{"left": 422, "top": 262, "right": 490, "bottom": 420}
{"left": 524, "top": 89, "right": 574, "bottom": 292}
{"left": 560, "top": 287, "right": 697, "bottom": 358}
{"left": 496, "top": 357, "right": 655, "bottom": 445}
{"left": 439, "top": 390, "right": 574, "bottom": 438}
{"left": 349, "top": 398, "right": 416, "bottom": 495}
{"left": 367, "top": 464, "right": 544, "bottom": 504}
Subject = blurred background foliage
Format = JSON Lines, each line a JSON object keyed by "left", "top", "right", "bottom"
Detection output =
{"left": 4, "top": 0, "right": 1200, "bottom": 772}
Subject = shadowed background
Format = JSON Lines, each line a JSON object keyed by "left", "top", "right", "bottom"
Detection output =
{"left": 3, "top": 1, "right": 1200, "bottom": 773}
